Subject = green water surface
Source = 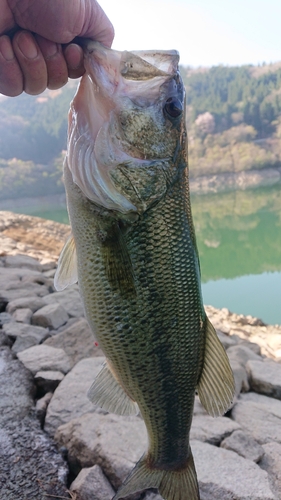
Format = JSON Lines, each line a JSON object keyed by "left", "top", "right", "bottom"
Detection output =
{"left": 191, "top": 187, "right": 281, "bottom": 325}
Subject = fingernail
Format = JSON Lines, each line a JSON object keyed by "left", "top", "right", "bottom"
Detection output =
{"left": 44, "top": 42, "right": 58, "bottom": 58}
{"left": 17, "top": 32, "right": 38, "bottom": 59}
{"left": 0, "top": 36, "right": 14, "bottom": 61}
{"left": 64, "top": 44, "right": 83, "bottom": 69}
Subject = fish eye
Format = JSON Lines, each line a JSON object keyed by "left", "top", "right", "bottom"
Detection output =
{"left": 164, "top": 97, "right": 183, "bottom": 119}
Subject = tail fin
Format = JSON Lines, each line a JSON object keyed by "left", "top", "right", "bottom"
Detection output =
{"left": 113, "top": 450, "right": 199, "bottom": 500}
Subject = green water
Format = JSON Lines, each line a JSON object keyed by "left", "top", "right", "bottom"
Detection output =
{"left": 191, "top": 187, "right": 281, "bottom": 325}
{"left": 14, "top": 206, "right": 70, "bottom": 225}
{"left": 34, "top": 208, "right": 69, "bottom": 225}
{"left": 17, "top": 186, "right": 281, "bottom": 325}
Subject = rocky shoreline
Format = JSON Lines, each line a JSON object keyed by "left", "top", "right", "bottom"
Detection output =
{"left": 189, "top": 167, "right": 281, "bottom": 195}
{"left": 1, "top": 211, "right": 281, "bottom": 500}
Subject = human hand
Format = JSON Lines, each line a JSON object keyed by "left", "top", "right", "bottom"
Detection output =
{"left": 0, "top": 0, "right": 114, "bottom": 96}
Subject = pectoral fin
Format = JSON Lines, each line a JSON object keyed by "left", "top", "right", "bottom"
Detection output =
{"left": 88, "top": 361, "right": 139, "bottom": 416}
{"left": 102, "top": 221, "right": 136, "bottom": 297}
{"left": 54, "top": 234, "right": 78, "bottom": 291}
{"left": 197, "top": 317, "right": 235, "bottom": 417}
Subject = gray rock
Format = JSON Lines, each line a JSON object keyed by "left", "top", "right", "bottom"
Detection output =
{"left": 36, "top": 392, "right": 53, "bottom": 426}
{"left": 18, "top": 345, "right": 72, "bottom": 375}
{"left": 228, "top": 333, "right": 245, "bottom": 343}
{"left": 55, "top": 412, "right": 147, "bottom": 489}
{"left": 192, "top": 440, "right": 275, "bottom": 500}
{"left": 217, "top": 330, "right": 237, "bottom": 349}
{"left": 70, "top": 464, "right": 115, "bottom": 500}
{"left": 227, "top": 344, "right": 262, "bottom": 367}
{"left": 3, "top": 322, "right": 49, "bottom": 353}
{"left": 260, "top": 442, "right": 281, "bottom": 498}
{"left": 231, "top": 392, "right": 281, "bottom": 444}
{"left": 6, "top": 296, "right": 46, "bottom": 314}
{"left": 247, "top": 359, "right": 281, "bottom": 399}
{"left": 44, "top": 357, "right": 104, "bottom": 436}
{"left": 0, "top": 272, "right": 20, "bottom": 291}
{"left": 0, "top": 282, "right": 50, "bottom": 304}
{"left": 190, "top": 415, "right": 241, "bottom": 445}
{"left": 32, "top": 302, "right": 69, "bottom": 329}
{"left": 44, "top": 268, "right": 56, "bottom": 278}
{"left": 0, "top": 266, "right": 41, "bottom": 279}
{"left": 12, "top": 335, "right": 44, "bottom": 354}
{"left": 3, "top": 321, "right": 48, "bottom": 340}
{"left": 41, "top": 260, "right": 57, "bottom": 272}
{"left": 0, "top": 347, "right": 35, "bottom": 425}
{"left": 49, "top": 316, "right": 82, "bottom": 334}
{"left": 43, "top": 286, "right": 84, "bottom": 317}
{"left": 239, "top": 340, "right": 261, "bottom": 356}
{"left": 0, "top": 270, "right": 51, "bottom": 300}
{"left": 20, "top": 275, "right": 54, "bottom": 293}
{"left": 229, "top": 359, "right": 250, "bottom": 396}
{"left": 0, "top": 311, "right": 14, "bottom": 326}
{"left": 12, "top": 307, "right": 32, "bottom": 323}
{"left": 220, "top": 430, "right": 264, "bottom": 463}
{"left": 21, "top": 272, "right": 52, "bottom": 287}
{"left": 4, "top": 254, "right": 43, "bottom": 271}
{"left": 0, "top": 331, "right": 13, "bottom": 347}
{"left": 44, "top": 318, "right": 102, "bottom": 364}
{"left": 34, "top": 370, "right": 64, "bottom": 393}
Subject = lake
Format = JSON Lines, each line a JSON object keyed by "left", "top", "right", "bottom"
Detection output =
{"left": 11, "top": 185, "right": 281, "bottom": 325}
{"left": 191, "top": 187, "right": 281, "bottom": 325}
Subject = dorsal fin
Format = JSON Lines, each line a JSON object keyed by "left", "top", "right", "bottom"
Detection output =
{"left": 54, "top": 234, "right": 78, "bottom": 291}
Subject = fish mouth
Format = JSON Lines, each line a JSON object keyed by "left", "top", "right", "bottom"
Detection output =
{"left": 83, "top": 41, "right": 180, "bottom": 88}
{"left": 82, "top": 42, "right": 182, "bottom": 115}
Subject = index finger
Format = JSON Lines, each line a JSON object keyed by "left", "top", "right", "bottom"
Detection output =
{"left": 0, "top": 35, "right": 23, "bottom": 96}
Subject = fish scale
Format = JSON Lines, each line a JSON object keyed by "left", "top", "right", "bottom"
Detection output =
{"left": 55, "top": 42, "right": 235, "bottom": 500}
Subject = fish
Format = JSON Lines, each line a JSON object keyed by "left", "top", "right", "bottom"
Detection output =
{"left": 54, "top": 42, "right": 235, "bottom": 500}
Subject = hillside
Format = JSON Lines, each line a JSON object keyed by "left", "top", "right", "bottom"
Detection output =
{"left": 0, "top": 83, "right": 77, "bottom": 201}
{"left": 1, "top": 61, "right": 281, "bottom": 199}
{"left": 180, "top": 62, "right": 281, "bottom": 178}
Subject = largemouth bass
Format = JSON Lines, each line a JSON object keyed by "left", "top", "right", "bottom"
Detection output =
{"left": 55, "top": 42, "right": 235, "bottom": 500}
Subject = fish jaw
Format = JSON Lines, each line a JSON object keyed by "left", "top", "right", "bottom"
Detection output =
{"left": 67, "top": 42, "right": 186, "bottom": 216}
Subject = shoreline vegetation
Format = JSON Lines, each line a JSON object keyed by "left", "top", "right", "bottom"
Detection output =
{"left": 189, "top": 166, "right": 281, "bottom": 194}
{"left": 1, "top": 163, "right": 281, "bottom": 215}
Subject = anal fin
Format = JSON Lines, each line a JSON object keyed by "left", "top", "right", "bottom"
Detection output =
{"left": 87, "top": 361, "right": 139, "bottom": 416}
{"left": 197, "top": 316, "right": 235, "bottom": 417}
{"left": 54, "top": 234, "right": 78, "bottom": 291}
